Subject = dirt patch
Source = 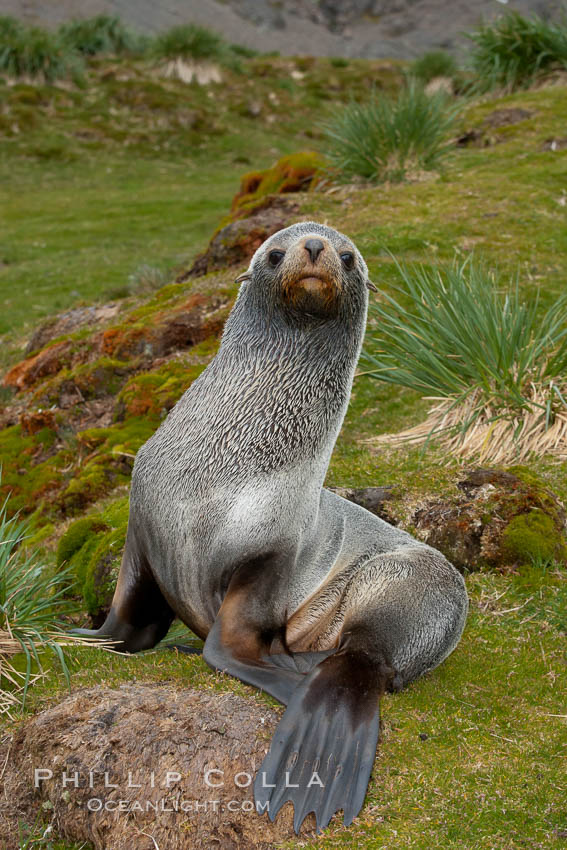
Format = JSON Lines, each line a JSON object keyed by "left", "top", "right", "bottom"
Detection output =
{"left": 482, "top": 108, "right": 534, "bottom": 128}
{"left": 0, "top": 683, "right": 315, "bottom": 850}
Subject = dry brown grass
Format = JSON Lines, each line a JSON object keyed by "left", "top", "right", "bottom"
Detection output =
{"left": 376, "top": 383, "right": 567, "bottom": 463}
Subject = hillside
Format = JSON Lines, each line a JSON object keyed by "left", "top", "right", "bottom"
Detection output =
{"left": 0, "top": 38, "right": 566, "bottom": 850}
{"left": 2, "top": 0, "right": 562, "bottom": 58}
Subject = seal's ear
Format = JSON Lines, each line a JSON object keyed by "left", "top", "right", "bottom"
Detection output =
{"left": 235, "top": 271, "right": 252, "bottom": 284}
{"left": 366, "top": 280, "right": 378, "bottom": 292}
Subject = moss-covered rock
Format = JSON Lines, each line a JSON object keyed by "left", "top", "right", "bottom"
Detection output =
{"left": 115, "top": 358, "right": 208, "bottom": 420}
{"left": 99, "top": 293, "right": 228, "bottom": 360}
{"left": 413, "top": 467, "right": 567, "bottom": 571}
{"left": 32, "top": 356, "right": 135, "bottom": 408}
{"left": 56, "top": 516, "right": 110, "bottom": 568}
{"left": 184, "top": 196, "right": 300, "bottom": 278}
{"left": 2, "top": 340, "right": 74, "bottom": 391}
{"left": 57, "top": 497, "right": 129, "bottom": 623}
{"left": 0, "top": 274, "right": 229, "bottom": 522}
{"left": 231, "top": 151, "right": 327, "bottom": 212}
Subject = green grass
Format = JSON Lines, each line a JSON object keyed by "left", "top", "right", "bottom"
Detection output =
{"left": 409, "top": 49, "right": 458, "bottom": 83}
{"left": 322, "top": 80, "right": 459, "bottom": 182}
{"left": 467, "top": 10, "right": 567, "bottom": 91}
{"left": 0, "top": 53, "right": 403, "bottom": 370}
{"left": 58, "top": 14, "right": 139, "bottom": 57}
{"left": 0, "top": 157, "right": 238, "bottom": 343}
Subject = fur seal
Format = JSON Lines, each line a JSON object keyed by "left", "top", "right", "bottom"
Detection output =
{"left": 76, "top": 222, "right": 468, "bottom": 832}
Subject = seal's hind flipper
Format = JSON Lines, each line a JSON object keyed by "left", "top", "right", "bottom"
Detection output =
{"left": 254, "top": 649, "right": 383, "bottom": 833}
{"left": 263, "top": 649, "right": 335, "bottom": 674}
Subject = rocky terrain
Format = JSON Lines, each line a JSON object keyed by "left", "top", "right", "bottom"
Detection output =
{"left": 3, "top": 0, "right": 562, "bottom": 58}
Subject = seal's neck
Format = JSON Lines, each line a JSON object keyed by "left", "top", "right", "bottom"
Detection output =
{"left": 205, "top": 284, "right": 367, "bottom": 474}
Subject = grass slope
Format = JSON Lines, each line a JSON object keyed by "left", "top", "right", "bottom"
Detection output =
{"left": 0, "top": 158, "right": 236, "bottom": 338}
{"left": 0, "top": 53, "right": 566, "bottom": 850}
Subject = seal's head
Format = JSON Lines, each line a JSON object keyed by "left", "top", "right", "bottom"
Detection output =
{"left": 237, "top": 221, "right": 373, "bottom": 322}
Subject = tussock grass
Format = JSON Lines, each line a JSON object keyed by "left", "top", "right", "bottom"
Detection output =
{"left": 59, "top": 14, "right": 139, "bottom": 57}
{"left": 0, "top": 18, "right": 82, "bottom": 82}
{"left": 0, "top": 14, "right": 21, "bottom": 42}
{"left": 322, "top": 80, "right": 458, "bottom": 183}
{"left": 0, "top": 491, "right": 84, "bottom": 716}
{"left": 362, "top": 258, "right": 567, "bottom": 463}
{"left": 467, "top": 10, "right": 567, "bottom": 91}
{"left": 127, "top": 263, "right": 168, "bottom": 294}
{"left": 409, "top": 49, "right": 458, "bottom": 83}
{"left": 152, "top": 23, "right": 242, "bottom": 70}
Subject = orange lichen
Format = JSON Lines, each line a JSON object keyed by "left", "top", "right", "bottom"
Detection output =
{"left": 231, "top": 151, "right": 328, "bottom": 212}
{"left": 20, "top": 409, "right": 57, "bottom": 436}
{"left": 2, "top": 341, "right": 73, "bottom": 391}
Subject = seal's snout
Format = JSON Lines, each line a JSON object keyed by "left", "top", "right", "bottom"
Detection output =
{"left": 304, "top": 238, "right": 325, "bottom": 264}
{"left": 278, "top": 233, "right": 343, "bottom": 318}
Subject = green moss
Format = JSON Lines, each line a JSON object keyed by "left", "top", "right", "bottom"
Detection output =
{"left": 0, "top": 423, "right": 70, "bottom": 515}
{"left": 33, "top": 356, "right": 134, "bottom": 406}
{"left": 58, "top": 496, "right": 129, "bottom": 617}
{"left": 190, "top": 335, "right": 220, "bottom": 359}
{"left": 82, "top": 522, "right": 127, "bottom": 616}
{"left": 56, "top": 516, "right": 110, "bottom": 567}
{"left": 504, "top": 465, "right": 566, "bottom": 527}
{"left": 501, "top": 510, "right": 567, "bottom": 566}
{"left": 26, "top": 520, "right": 55, "bottom": 548}
{"left": 0, "top": 355, "right": 212, "bottom": 522}
{"left": 506, "top": 465, "right": 546, "bottom": 489}
{"left": 68, "top": 530, "right": 104, "bottom": 590}
{"left": 116, "top": 359, "right": 204, "bottom": 420}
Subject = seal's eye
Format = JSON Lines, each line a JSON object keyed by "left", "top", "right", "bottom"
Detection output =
{"left": 268, "top": 250, "right": 285, "bottom": 268}
{"left": 340, "top": 252, "right": 355, "bottom": 270}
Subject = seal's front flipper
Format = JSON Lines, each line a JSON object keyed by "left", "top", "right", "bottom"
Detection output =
{"left": 68, "top": 539, "right": 175, "bottom": 653}
{"left": 254, "top": 649, "right": 384, "bottom": 833}
{"left": 166, "top": 643, "right": 203, "bottom": 655}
